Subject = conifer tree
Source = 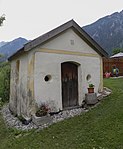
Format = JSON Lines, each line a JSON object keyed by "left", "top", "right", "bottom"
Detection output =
{"left": 0, "top": 15, "right": 5, "bottom": 26}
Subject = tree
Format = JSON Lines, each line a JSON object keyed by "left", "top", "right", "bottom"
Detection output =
{"left": 112, "top": 48, "right": 123, "bottom": 55}
{"left": 0, "top": 15, "right": 5, "bottom": 26}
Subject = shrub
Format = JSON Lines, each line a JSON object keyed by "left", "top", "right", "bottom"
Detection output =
{"left": 35, "top": 103, "right": 50, "bottom": 117}
{"left": 0, "top": 99, "right": 4, "bottom": 110}
{"left": 0, "top": 62, "right": 10, "bottom": 102}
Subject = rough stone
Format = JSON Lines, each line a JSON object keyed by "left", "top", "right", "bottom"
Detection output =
{"left": 0, "top": 104, "right": 86, "bottom": 130}
{"left": 32, "top": 114, "right": 53, "bottom": 126}
{"left": 0, "top": 87, "right": 111, "bottom": 131}
{"left": 85, "top": 93, "right": 98, "bottom": 105}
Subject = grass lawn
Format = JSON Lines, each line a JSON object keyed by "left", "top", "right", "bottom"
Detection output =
{"left": 0, "top": 78, "right": 123, "bottom": 149}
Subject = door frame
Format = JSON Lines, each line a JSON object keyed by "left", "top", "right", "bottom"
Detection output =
{"left": 61, "top": 61, "right": 80, "bottom": 109}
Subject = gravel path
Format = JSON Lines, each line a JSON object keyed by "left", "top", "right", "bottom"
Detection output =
{"left": 0, "top": 87, "right": 111, "bottom": 131}
{"left": 1, "top": 104, "right": 87, "bottom": 130}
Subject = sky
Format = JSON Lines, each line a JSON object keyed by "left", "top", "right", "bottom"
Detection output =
{"left": 0, "top": 0, "right": 123, "bottom": 42}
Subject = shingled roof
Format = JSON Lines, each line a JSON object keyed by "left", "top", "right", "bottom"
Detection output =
{"left": 8, "top": 20, "right": 108, "bottom": 60}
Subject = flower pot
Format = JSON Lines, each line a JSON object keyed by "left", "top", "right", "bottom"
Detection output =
{"left": 88, "top": 87, "right": 94, "bottom": 93}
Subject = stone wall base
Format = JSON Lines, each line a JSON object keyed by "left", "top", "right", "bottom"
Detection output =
{"left": 85, "top": 93, "right": 98, "bottom": 105}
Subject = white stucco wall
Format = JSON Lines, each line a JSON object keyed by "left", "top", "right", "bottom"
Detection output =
{"left": 34, "top": 52, "right": 101, "bottom": 111}
{"left": 41, "top": 28, "right": 98, "bottom": 54}
{"left": 9, "top": 60, "right": 17, "bottom": 114}
{"left": 10, "top": 28, "right": 103, "bottom": 116}
{"left": 9, "top": 54, "right": 28, "bottom": 116}
{"left": 19, "top": 54, "right": 28, "bottom": 116}
{"left": 33, "top": 29, "right": 102, "bottom": 111}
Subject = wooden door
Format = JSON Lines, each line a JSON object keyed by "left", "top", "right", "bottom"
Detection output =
{"left": 61, "top": 62, "right": 78, "bottom": 109}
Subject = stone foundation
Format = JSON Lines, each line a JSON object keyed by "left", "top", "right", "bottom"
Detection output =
{"left": 85, "top": 93, "right": 98, "bottom": 105}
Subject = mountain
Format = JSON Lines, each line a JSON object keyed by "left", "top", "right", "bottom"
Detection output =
{"left": 0, "top": 41, "right": 8, "bottom": 48}
{"left": 1, "top": 10, "right": 123, "bottom": 60}
{"left": 0, "top": 37, "right": 28, "bottom": 61}
{"left": 83, "top": 10, "right": 123, "bottom": 56}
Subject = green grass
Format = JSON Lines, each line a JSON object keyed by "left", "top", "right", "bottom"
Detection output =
{"left": 0, "top": 78, "right": 123, "bottom": 149}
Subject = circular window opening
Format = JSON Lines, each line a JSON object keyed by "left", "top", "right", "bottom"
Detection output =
{"left": 44, "top": 75, "right": 52, "bottom": 82}
{"left": 86, "top": 74, "right": 91, "bottom": 82}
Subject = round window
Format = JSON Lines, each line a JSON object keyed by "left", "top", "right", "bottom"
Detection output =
{"left": 86, "top": 74, "right": 91, "bottom": 82}
{"left": 44, "top": 75, "right": 52, "bottom": 82}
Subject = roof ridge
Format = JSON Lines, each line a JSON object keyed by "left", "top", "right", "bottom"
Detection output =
{"left": 8, "top": 19, "right": 108, "bottom": 61}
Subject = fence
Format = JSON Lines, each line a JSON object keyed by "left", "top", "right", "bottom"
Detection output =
{"left": 103, "top": 57, "right": 123, "bottom": 77}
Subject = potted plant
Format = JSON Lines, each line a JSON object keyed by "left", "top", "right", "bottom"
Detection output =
{"left": 88, "top": 83, "right": 95, "bottom": 93}
{"left": 35, "top": 104, "right": 49, "bottom": 117}
{"left": 32, "top": 103, "right": 52, "bottom": 126}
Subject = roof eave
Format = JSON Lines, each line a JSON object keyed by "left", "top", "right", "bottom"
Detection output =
{"left": 71, "top": 21, "right": 108, "bottom": 58}
{"left": 8, "top": 19, "right": 108, "bottom": 61}
{"left": 8, "top": 47, "right": 25, "bottom": 61}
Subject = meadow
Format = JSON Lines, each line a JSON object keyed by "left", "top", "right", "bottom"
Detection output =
{"left": 0, "top": 78, "right": 123, "bottom": 149}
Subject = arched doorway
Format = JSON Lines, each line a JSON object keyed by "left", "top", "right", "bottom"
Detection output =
{"left": 61, "top": 62, "right": 78, "bottom": 109}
